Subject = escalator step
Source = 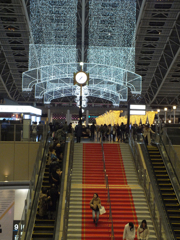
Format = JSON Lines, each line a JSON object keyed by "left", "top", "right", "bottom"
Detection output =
{"left": 157, "top": 179, "right": 170, "bottom": 181}
{"left": 152, "top": 162, "right": 164, "bottom": 165}
{"left": 153, "top": 166, "right": 166, "bottom": 169}
{"left": 162, "top": 194, "right": 176, "bottom": 197}
{"left": 170, "top": 216, "right": 180, "bottom": 218}
{"left": 32, "top": 232, "right": 53, "bottom": 238}
{"left": 167, "top": 210, "right": 180, "bottom": 212}
{"left": 43, "top": 180, "right": 49, "bottom": 183}
{"left": 164, "top": 198, "right": 178, "bottom": 201}
{"left": 154, "top": 170, "right": 166, "bottom": 172}
{"left": 34, "top": 226, "right": 54, "bottom": 232}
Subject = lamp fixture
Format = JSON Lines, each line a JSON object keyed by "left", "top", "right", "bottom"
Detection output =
{"left": 173, "top": 106, "right": 176, "bottom": 110}
{"left": 4, "top": 175, "right": 8, "bottom": 182}
{"left": 164, "top": 107, "right": 167, "bottom": 111}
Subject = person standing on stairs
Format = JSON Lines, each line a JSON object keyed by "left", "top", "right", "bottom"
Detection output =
{"left": 137, "top": 220, "right": 149, "bottom": 240}
{"left": 123, "top": 222, "right": 135, "bottom": 240}
{"left": 90, "top": 193, "right": 101, "bottom": 226}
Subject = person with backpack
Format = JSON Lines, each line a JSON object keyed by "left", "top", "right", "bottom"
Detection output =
{"left": 123, "top": 222, "right": 135, "bottom": 240}
{"left": 137, "top": 220, "right": 149, "bottom": 240}
{"left": 90, "top": 193, "right": 101, "bottom": 226}
{"left": 39, "top": 188, "right": 50, "bottom": 219}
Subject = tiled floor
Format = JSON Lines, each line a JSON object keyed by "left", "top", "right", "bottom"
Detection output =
{"left": 0, "top": 190, "right": 15, "bottom": 240}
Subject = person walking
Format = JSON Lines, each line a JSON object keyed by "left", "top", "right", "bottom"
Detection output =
{"left": 90, "top": 193, "right": 101, "bottom": 226}
{"left": 137, "top": 220, "right": 149, "bottom": 240}
{"left": 123, "top": 222, "right": 135, "bottom": 240}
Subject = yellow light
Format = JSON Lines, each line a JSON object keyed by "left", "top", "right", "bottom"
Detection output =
{"left": 164, "top": 107, "right": 167, "bottom": 111}
{"left": 173, "top": 106, "right": 176, "bottom": 110}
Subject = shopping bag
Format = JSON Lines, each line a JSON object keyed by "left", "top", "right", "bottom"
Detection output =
{"left": 100, "top": 206, "right": 106, "bottom": 215}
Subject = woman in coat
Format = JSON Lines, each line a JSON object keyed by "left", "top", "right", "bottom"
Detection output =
{"left": 123, "top": 222, "right": 135, "bottom": 240}
{"left": 143, "top": 125, "right": 155, "bottom": 145}
{"left": 137, "top": 220, "right": 149, "bottom": 240}
{"left": 90, "top": 193, "right": 101, "bottom": 226}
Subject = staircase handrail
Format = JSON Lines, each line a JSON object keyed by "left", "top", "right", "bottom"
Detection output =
{"left": 153, "top": 133, "right": 180, "bottom": 205}
{"left": 129, "top": 133, "right": 175, "bottom": 240}
{"left": 16, "top": 124, "right": 50, "bottom": 240}
{"left": 100, "top": 134, "right": 115, "bottom": 240}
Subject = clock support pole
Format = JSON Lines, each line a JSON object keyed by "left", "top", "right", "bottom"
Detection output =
{"left": 79, "top": 85, "right": 82, "bottom": 125}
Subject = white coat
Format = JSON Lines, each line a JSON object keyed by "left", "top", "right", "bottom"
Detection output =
{"left": 143, "top": 127, "right": 154, "bottom": 145}
{"left": 137, "top": 225, "right": 149, "bottom": 239}
{"left": 123, "top": 223, "right": 135, "bottom": 240}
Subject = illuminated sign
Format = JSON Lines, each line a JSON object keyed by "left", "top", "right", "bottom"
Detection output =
{"left": 0, "top": 106, "right": 42, "bottom": 115}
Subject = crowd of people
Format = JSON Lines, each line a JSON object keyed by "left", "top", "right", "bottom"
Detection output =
{"left": 77, "top": 122, "right": 155, "bottom": 145}
{"left": 38, "top": 125, "right": 66, "bottom": 220}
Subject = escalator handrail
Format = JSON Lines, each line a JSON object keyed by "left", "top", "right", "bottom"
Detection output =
{"left": 155, "top": 133, "right": 180, "bottom": 205}
{"left": 130, "top": 133, "right": 175, "bottom": 240}
{"left": 100, "top": 134, "right": 115, "bottom": 240}
{"left": 17, "top": 127, "right": 50, "bottom": 240}
{"left": 54, "top": 136, "right": 74, "bottom": 240}
{"left": 162, "top": 131, "right": 180, "bottom": 185}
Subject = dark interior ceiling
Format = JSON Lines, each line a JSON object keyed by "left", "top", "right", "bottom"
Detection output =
{"left": 0, "top": 0, "right": 180, "bottom": 108}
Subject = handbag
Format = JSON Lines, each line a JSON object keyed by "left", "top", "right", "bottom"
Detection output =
{"left": 100, "top": 206, "right": 106, "bottom": 215}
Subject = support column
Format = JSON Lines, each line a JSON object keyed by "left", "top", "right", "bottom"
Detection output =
{"left": 48, "top": 109, "right": 52, "bottom": 123}
{"left": 79, "top": 85, "right": 82, "bottom": 125}
{"left": 86, "top": 110, "right": 89, "bottom": 126}
{"left": 66, "top": 110, "right": 71, "bottom": 125}
{"left": 81, "top": 0, "right": 85, "bottom": 63}
{"left": 127, "top": 103, "right": 130, "bottom": 134}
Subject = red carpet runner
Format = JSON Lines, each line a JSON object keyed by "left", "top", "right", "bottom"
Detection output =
{"left": 82, "top": 143, "right": 138, "bottom": 240}
{"left": 82, "top": 143, "right": 112, "bottom": 240}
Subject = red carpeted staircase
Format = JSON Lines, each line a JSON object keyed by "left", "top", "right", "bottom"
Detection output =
{"left": 81, "top": 143, "right": 138, "bottom": 240}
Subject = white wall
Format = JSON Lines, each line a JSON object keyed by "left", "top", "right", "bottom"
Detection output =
{"left": 14, "top": 189, "right": 28, "bottom": 220}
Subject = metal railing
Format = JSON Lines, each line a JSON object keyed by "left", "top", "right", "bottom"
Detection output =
{"left": 152, "top": 132, "right": 180, "bottom": 204}
{"left": 129, "top": 133, "right": 175, "bottom": 240}
{"left": 54, "top": 135, "right": 74, "bottom": 240}
{"left": 0, "top": 123, "right": 46, "bottom": 141}
{"left": 16, "top": 124, "right": 49, "bottom": 240}
{"left": 161, "top": 130, "right": 180, "bottom": 187}
{"left": 100, "top": 134, "right": 115, "bottom": 240}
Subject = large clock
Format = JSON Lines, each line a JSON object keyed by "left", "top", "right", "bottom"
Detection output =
{"left": 74, "top": 71, "right": 88, "bottom": 85}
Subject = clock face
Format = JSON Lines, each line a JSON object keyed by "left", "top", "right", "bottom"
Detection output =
{"left": 75, "top": 72, "right": 87, "bottom": 84}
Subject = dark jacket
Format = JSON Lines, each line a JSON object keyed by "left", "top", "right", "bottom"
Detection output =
{"left": 76, "top": 124, "right": 82, "bottom": 137}
{"left": 48, "top": 188, "right": 59, "bottom": 211}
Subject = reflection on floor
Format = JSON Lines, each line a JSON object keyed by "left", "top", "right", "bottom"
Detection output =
{"left": 0, "top": 190, "right": 15, "bottom": 240}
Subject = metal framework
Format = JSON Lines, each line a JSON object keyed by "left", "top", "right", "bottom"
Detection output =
{"left": 135, "top": 0, "right": 180, "bottom": 107}
{"left": 0, "top": 0, "right": 32, "bottom": 101}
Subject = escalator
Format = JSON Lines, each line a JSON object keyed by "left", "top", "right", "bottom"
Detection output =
{"left": 147, "top": 145, "right": 180, "bottom": 240}
{"left": 32, "top": 160, "right": 55, "bottom": 240}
